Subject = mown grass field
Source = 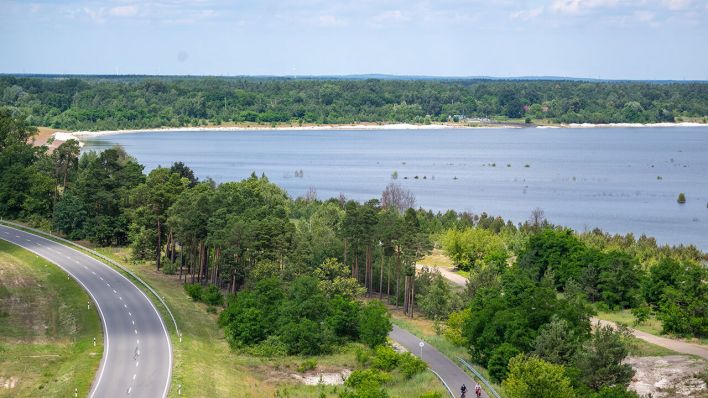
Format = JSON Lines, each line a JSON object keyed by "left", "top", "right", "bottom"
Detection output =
{"left": 0, "top": 240, "right": 103, "bottom": 397}
{"left": 95, "top": 247, "right": 447, "bottom": 398}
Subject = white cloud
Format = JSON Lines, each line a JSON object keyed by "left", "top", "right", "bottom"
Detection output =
{"left": 662, "top": 0, "right": 692, "bottom": 11}
{"left": 82, "top": 7, "right": 107, "bottom": 23}
{"left": 109, "top": 5, "right": 138, "bottom": 17}
{"left": 318, "top": 14, "right": 346, "bottom": 27}
{"left": 634, "top": 10, "right": 655, "bottom": 22}
{"left": 510, "top": 7, "right": 544, "bottom": 20}
{"left": 371, "top": 10, "right": 409, "bottom": 24}
{"left": 551, "top": 0, "right": 619, "bottom": 15}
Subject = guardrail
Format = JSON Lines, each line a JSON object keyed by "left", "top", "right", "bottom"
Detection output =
{"left": 428, "top": 368, "right": 454, "bottom": 398}
{"left": 457, "top": 357, "right": 501, "bottom": 398}
{"left": 0, "top": 220, "right": 180, "bottom": 338}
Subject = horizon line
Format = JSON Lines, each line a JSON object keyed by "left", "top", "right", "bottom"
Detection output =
{"left": 2, "top": 72, "right": 706, "bottom": 83}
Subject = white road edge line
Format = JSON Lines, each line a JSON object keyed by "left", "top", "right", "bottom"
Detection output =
{"left": 0, "top": 227, "right": 112, "bottom": 398}
{"left": 0, "top": 225, "right": 172, "bottom": 398}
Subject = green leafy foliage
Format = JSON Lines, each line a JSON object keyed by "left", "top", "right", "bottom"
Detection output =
{"left": 397, "top": 353, "right": 427, "bottom": 379}
{"left": 184, "top": 283, "right": 203, "bottom": 301}
{"left": 359, "top": 301, "right": 393, "bottom": 348}
{"left": 440, "top": 228, "right": 507, "bottom": 271}
{"left": 503, "top": 355, "right": 576, "bottom": 398}
{"left": 574, "top": 325, "right": 635, "bottom": 391}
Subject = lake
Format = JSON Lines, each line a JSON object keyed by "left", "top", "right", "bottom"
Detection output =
{"left": 81, "top": 127, "right": 708, "bottom": 250}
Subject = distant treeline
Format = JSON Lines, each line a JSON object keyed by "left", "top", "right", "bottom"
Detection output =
{"left": 0, "top": 76, "right": 706, "bottom": 130}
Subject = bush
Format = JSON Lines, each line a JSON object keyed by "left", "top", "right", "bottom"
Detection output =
{"left": 202, "top": 284, "right": 224, "bottom": 306}
{"left": 243, "top": 335, "right": 288, "bottom": 357}
{"left": 444, "top": 308, "right": 470, "bottom": 346}
{"left": 372, "top": 345, "right": 399, "bottom": 371}
{"left": 355, "top": 347, "right": 371, "bottom": 367}
{"left": 677, "top": 192, "right": 686, "bottom": 204}
{"left": 184, "top": 283, "right": 203, "bottom": 301}
{"left": 488, "top": 343, "right": 521, "bottom": 382}
{"left": 359, "top": 301, "right": 392, "bottom": 348}
{"left": 631, "top": 305, "right": 650, "bottom": 326}
{"left": 503, "top": 355, "right": 576, "bottom": 398}
{"left": 418, "top": 393, "right": 444, "bottom": 398}
{"left": 344, "top": 369, "right": 391, "bottom": 389}
{"left": 206, "top": 305, "right": 217, "bottom": 314}
{"left": 280, "top": 319, "right": 334, "bottom": 355}
{"left": 297, "top": 358, "right": 318, "bottom": 373}
{"left": 161, "top": 259, "right": 177, "bottom": 275}
{"left": 398, "top": 353, "right": 427, "bottom": 379}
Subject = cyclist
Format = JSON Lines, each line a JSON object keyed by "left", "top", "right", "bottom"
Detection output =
{"left": 460, "top": 383, "right": 468, "bottom": 398}
{"left": 474, "top": 382, "right": 482, "bottom": 397}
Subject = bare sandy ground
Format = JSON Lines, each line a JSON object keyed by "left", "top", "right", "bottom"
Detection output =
{"left": 40, "top": 121, "right": 705, "bottom": 144}
{"left": 626, "top": 356, "right": 706, "bottom": 397}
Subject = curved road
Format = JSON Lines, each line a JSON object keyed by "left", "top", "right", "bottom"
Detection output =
{"left": 0, "top": 224, "right": 172, "bottom": 398}
{"left": 390, "top": 325, "right": 487, "bottom": 398}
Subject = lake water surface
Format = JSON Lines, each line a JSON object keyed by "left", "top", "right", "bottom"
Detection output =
{"left": 82, "top": 127, "right": 708, "bottom": 250}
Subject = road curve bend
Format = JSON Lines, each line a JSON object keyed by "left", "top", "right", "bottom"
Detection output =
{"left": 0, "top": 224, "right": 172, "bottom": 398}
{"left": 390, "top": 325, "right": 486, "bottom": 398}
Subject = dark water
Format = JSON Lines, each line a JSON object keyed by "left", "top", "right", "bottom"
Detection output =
{"left": 82, "top": 128, "right": 708, "bottom": 250}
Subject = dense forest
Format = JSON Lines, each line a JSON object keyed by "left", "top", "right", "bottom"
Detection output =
{"left": 1, "top": 107, "right": 707, "bottom": 398}
{"left": 1, "top": 75, "right": 707, "bottom": 130}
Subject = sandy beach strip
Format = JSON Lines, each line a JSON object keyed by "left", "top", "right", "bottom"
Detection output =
{"left": 49, "top": 121, "right": 707, "bottom": 143}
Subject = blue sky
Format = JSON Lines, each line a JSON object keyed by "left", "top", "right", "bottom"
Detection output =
{"left": 1, "top": 0, "right": 706, "bottom": 79}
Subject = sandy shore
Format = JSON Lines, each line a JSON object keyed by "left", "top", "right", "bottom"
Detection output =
{"left": 68, "top": 123, "right": 476, "bottom": 139}
{"left": 47, "top": 121, "right": 707, "bottom": 143}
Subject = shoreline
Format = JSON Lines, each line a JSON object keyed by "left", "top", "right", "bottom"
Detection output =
{"left": 49, "top": 121, "right": 707, "bottom": 142}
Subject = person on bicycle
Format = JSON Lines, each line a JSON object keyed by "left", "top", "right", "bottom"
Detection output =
{"left": 474, "top": 382, "right": 482, "bottom": 397}
{"left": 460, "top": 383, "right": 468, "bottom": 397}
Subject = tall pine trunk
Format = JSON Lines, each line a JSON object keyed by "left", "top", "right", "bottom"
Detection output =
{"left": 156, "top": 219, "right": 162, "bottom": 270}
{"left": 379, "top": 253, "right": 384, "bottom": 299}
{"left": 395, "top": 250, "right": 401, "bottom": 307}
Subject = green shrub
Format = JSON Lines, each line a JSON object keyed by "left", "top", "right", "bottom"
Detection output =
{"left": 631, "top": 305, "right": 650, "bottom": 326}
{"left": 202, "top": 284, "right": 224, "bottom": 306}
{"left": 398, "top": 353, "right": 427, "bottom": 379}
{"left": 243, "top": 335, "right": 288, "bottom": 357}
{"left": 344, "top": 369, "right": 390, "bottom": 389}
{"left": 372, "top": 345, "right": 400, "bottom": 371}
{"left": 297, "top": 358, "right": 318, "bottom": 373}
{"left": 677, "top": 192, "right": 686, "bottom": 204}
{"left": 206, "top": 305, "right": 217, "bottom": 314}
{"left": 359, "top": 301, "right": 392, "bottom": 348}
{"left": 184, "top": 283, "right": 203, "bottom": 301}
{"left": 355, "top": 347, "right": 371, "bottom": 367}
{"left": 489, "top": 343, "right": 521, "bottom": 383}
{"left": 444, "top": 309, "right": 470, "bottom": 346}
{"left": 280, "top": 318, "right": 334, "bottom": 355}
{"left": 161, "top": 259, "right": 177, "bottom": 275}
{"left": 418, "top": 393, "right": 444, "bottom": 398}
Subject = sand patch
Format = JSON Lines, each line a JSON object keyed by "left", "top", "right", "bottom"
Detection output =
{"left": 1, "top": 376, "right": 19, "bottom": 389}
{"left": 291, "top": 369, "right": 352, "bottom": 386}
{"left": 626, "top": 355, "right": 706, "bottom": 397}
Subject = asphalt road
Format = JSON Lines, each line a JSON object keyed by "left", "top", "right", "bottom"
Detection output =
{"left": 390, "top": 325, "right": 487, "bottom": 398}
{"left": 0, "top": 224, "right": 172, "bottom": 398}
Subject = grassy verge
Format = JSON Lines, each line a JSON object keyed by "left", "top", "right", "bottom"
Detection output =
{"left": 0, "top": 240, "right": 103, "bottom": 397}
